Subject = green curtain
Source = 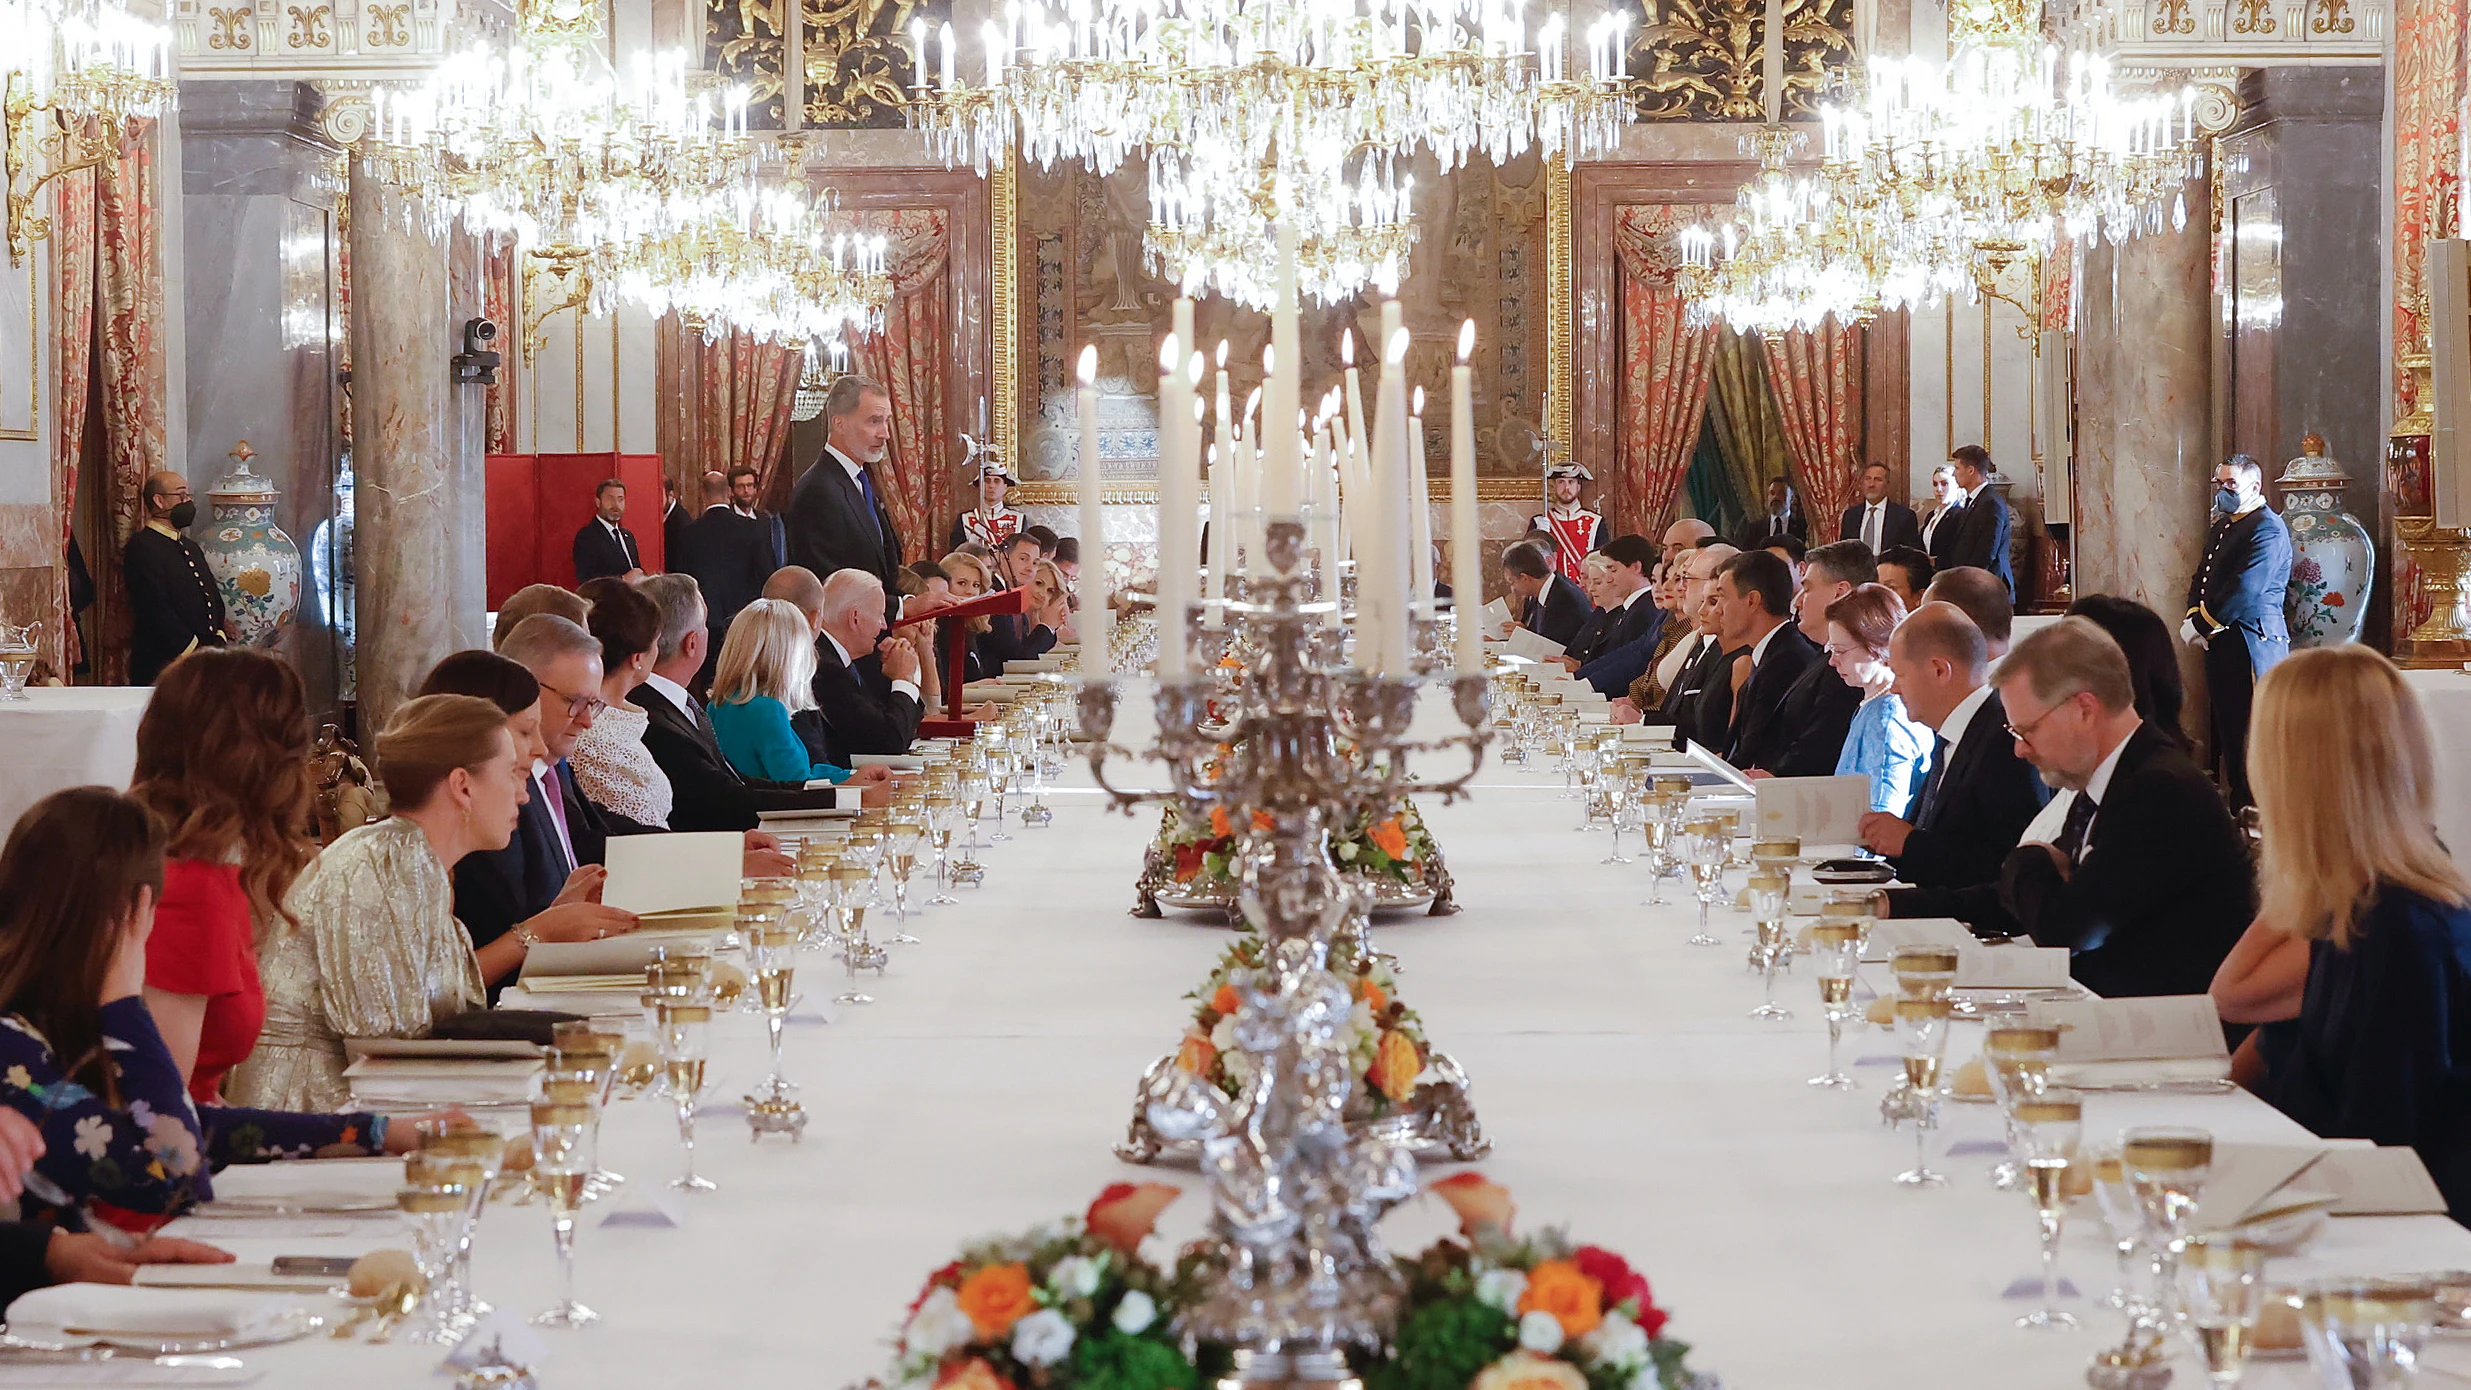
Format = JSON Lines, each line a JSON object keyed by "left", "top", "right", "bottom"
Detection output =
{"left": 1704, "top": 327, "right": 1793, "bottom": 534}
{"left": 1682, "top": 413, "right": 1737, "bottom": 536}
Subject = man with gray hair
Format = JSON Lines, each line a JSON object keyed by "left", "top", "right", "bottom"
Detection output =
{"left": 1972, "top": 615, "right": 2250, "bottom": 997}
{"left": 786, "top": 374, "right": 903, "bottom": 617}
{"left": 631, "top": 573, "right": 858, "bottom": 831}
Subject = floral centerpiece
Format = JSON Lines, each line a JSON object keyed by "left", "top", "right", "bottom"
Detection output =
{"left": 1150, "top": 800, "right": 1439, "bottom": 894}
{"left": 1376, "top": 1175, "right": 1711, "bottom": 1390}
{"left": 890, "top": 1184, "right": 1200, "bottom": 1390}
{"left": 1173, "top": 936, "right": 1430, "bottom": 1117}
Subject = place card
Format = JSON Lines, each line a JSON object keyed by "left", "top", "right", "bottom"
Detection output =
{"left": 598, "top": 1186, "right": 690, "bottom": 1229}
{"left": 602, "top": 830, "right": 741, "bottom": 915}
{"left": 1752, "top": 774, "right": 1870, "bottom": 843}
{"left": 2025, "top": 995, "right": 2228, "bottom": 1063}
{"left": 1953, "top": 945, "right": 2071, "bottom": 989}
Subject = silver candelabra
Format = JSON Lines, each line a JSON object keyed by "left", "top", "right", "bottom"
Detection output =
{"left": 1079, "top": 520, "right": 1490, "bottom": 1379}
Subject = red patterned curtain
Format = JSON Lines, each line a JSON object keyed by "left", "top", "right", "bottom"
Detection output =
{"left": 845, "top": 207, "right": 953, "bottom": 562}
{"left": 1613, "top": 205, "right": 1719, "bottom": 538}
{"left": 670, "top": 324, "right": 803, "bottom": 496}
{"left": 48, "top": 129, "right": 98, "bottom": 675}
{"left": 482, "top": 242, "right": 517, "bottom": 454}
{"left": 1762, "top": 320, "right": 1864, "bottom": 538}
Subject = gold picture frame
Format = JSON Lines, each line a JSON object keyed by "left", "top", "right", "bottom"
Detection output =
{"left": 0, "top": 251, "right": 34, "bottom": 441}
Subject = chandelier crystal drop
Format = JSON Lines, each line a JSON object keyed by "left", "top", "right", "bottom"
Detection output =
{"left": 1145, "top": 149, "right": 1416, "bottom": 310}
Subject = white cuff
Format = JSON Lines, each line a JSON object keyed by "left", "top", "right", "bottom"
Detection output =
{"left": 890, "top": 679, "right": 923, "bottom": 703}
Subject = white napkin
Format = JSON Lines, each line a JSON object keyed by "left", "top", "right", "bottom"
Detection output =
{"left": 4, "top": 1284, "right": 308, "bottom": 1341}
{"left": 204, "top": 1156, "right": 402, "bottom": 1210}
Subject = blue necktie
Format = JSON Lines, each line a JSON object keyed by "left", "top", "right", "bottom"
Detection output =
{"left": 856, "top": 467, "right": 885, "bottom": 539}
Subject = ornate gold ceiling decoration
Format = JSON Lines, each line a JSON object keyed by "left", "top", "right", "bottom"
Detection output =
{"left": 704, "top": 0, "right": 935, "bottom": 130}
{"left": 1626, "top": 0, "right": 1855, "bottom": 122}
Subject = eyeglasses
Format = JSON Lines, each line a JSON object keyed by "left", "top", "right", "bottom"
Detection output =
{"left": 538, "top": 680, "right": 608, "bottom": 720}
{"left": 2003, "top": 693, "right": 2080, "bottom": 746}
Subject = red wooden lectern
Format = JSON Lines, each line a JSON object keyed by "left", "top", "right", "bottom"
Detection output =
{"left": 893, "top": 586, "right": 1030, "bottom": 739}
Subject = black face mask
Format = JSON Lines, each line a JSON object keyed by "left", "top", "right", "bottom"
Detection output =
{"left": 2213, "top": 486, "right": 2242, "bottom": 515}
{"left": 165, "top": 500, "right": 198, "bottom": 529}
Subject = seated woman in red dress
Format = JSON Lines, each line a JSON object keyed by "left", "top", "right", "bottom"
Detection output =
{"left": 126, "top": 649, "right": 315, "bottom": 1105}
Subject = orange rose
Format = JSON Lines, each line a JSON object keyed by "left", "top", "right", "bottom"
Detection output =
{"left": 1518, "top": 1259, "right": 1605, "bottom": 1338}
{"left": 1251, "top": 810, "right": 1276, "bottom": 833}
{"left": 1367, "top": 1029, "right": 1422, "bottom": 1103}
{"left": 1210, "top": 984, "right": 1241, "bottom": 1016}
{"left": 1470, "top": 1352, "right": 1587, "bottom": 1390}
{"left": 1429, "top": 1172, "right": 1516, "bottom": 1235}
{"left": 1087, "top": 1181, "right": 1181, "bottom": 1254}
{"left": 938, "top": 1359, "right": 1018, "bottom": 1390}
{"left": 955, "top": 1263, "right": 1037, "bottom": 1339}
{"left": 1209, "top": 806, "right": 1233, "bottom": 838}
{"left": 1175, "top": 1032, "right": 1217, "bottom": 1076}
{"left": 1354, "top": 977, "right": 1389, "bottom": 1013}
{"left": 1369, "top": 817, "right": 1410, "bottom": 860}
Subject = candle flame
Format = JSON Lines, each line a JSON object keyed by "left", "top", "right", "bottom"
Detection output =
{"left": 1186, "top": 350, "right": 1205, "bottom": 386}
{"left": 1159, "top": 334, "right": 1178, "bottom": 372}
{"left": 1215, "top": 339, "right": 1229, "bottom": 368}
{"left": 1413, "top": 385, "right": 1425, "bottom": 414}
{"left": 1077, "top": 344, "right": 1097, "bottom": 385}
{"left": 1458, "top": 318, "right": 1476, "bottom": 361}
{"left": 1262, "top": 343, "right": 1276, "bottom": 376}
{"left": 1386, "top": 327, "right": 1409, "bottom": 364}
{"left": 1341, "top": 329, "right": 1356, "bottom": 366}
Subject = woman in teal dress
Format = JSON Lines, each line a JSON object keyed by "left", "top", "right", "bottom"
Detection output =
{"left": 707, "top": 599, "right": 861, "bottom": 785}
{"left": 1823, "top": 584, "right": 1932, "bottom": 816}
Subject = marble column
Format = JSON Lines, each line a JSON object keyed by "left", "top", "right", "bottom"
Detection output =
{"left": 349, "top": 160, "right": 485, "bottom": 729}
{"left": 2075, "top": 166, "right": 2214, "bottom": 745}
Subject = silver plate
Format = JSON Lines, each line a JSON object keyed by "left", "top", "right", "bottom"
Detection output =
{"left": 8, "top": 1308, "right": 325, "bottom": 1354}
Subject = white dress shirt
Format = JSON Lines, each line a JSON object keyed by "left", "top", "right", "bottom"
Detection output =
{"left": 640, "top": 670, "right": 698, "bottom": 724}
{"left": 1858, "top": 500, "right": 1887, "bottom": 553}
{"left": 825, "top": 630, "right": 923, "bottom": 705}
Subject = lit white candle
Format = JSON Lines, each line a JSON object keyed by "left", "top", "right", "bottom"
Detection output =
{"left": 1312, "top": 424, "right": 1342, "bottom": 629}
{"left": 1450, "top": 319, "right": 1482, "bottom": 674}
{"left": 1238, "top": 386, "right": 1263, "bottom": 577}
{"left": 1155, "top": 320, "right": 1198, "bottom": 675}
{"left": 1408, "top": 383, "right": 1433, "bottom": 609}
{"left": 1341, "top": 328, "right": 1369, "bottom": 463}
{"left": 1365, "top": 308, "right": 1414, "bottom": 675}
{"left": 1204, "top": 447, "right": 1230, "bottom": 629}
{"left": 1075, "top": 345, "right": 1110, "bottom": 662}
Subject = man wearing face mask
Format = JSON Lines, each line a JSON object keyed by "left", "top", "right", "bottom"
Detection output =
{"left": 124, "top": 472, "right": 235, "bottom": 685}
{"left": 2182, "top": 453, "right": 2291, "bottom": 807}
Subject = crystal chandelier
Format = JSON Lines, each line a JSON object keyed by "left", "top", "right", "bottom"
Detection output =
{"left": 1146, "top": 148, "right": 1417, "bottom": 310}
{"left": 1, "top": 0, "right": 174, "bottom": 263}
{"left": 595, "top": 188, "right": 892, "bottom": 347}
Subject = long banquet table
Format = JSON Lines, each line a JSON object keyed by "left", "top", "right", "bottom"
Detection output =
{"left": 195, "top": 683, "right": 2471, "bottom": 1388}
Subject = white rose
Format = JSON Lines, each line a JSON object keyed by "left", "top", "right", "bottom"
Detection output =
{"left": 1338, "top": 841, "right": 1359, "bottom": 862}
{"left": 1048, "top": 1255, "right": 1103, "bottom": 1300}
{"left": 902, "top": 1287, "right": 974, "bottom": 1357}
{"left": 1113, "top": 1289, "right": 1158, "bottom": 1335}
{"left": 1581, "top": 1312, "right": 1649, "bottom": 1370}
{"left": 1010, "top": 1308, "right": 1078, "bottom": 1368}
{"left": 1210, "top": 1014, "right": 1239, "bottom": 1051}
{"left": 1517, "top": 1310, "right": 1566, "bottom": 1354}
{"left": 1474, "top": 1268, "right": 1529, "bottom": 1315}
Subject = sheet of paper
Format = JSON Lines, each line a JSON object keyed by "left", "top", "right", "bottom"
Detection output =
{"left": 1862, "top": 917, "right": 1975, "bottom": 963}
{"left": 1503, "top": 627, "right": 1566, "bottom": 661}
{"left": 1753, "top": 774, "right": 1871, "bottom": 842}
{"left": 343, "top": 1038, "right": 540, "bottom": 1062}
{"left": 2026, "top": 994, "right": 2228, "bottom": 1062}
{"left": 2301, "top": 1144, "right": 2452, "bottom": 1215}
{"left": 1481, "top": 597, "right": 1513, "bottom": 630}
{"left": 601, "top": 830, "right": 740, "bottom": 916}
{"left": 2196, "top": 1143, "right": 2332, "bottom": 1229}
{"left": 1954, "top": 945, "right": 2072, "bottom": 988}
{"left": 521, "top": 934, "right": 715, "bottom": 981}
{"left": 1684, "top": 742, "right": 1757, "bottom": 793}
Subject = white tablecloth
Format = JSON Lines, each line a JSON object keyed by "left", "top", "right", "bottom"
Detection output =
{"left": 0, "top": 686, "right": 149, "bottom": 834}
{"left": 180, "top": 686, "right": 2471, "bottom": 1388}
{"left": 2404, "top": 668, "right": 2471, "bottom": 864}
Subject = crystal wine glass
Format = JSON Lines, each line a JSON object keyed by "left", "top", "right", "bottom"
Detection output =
{"left": 528, "top": 1099, "right": 598, "bottom": 1327}
{"left": 1807, "top": 920, "right": 1861, "bottom": 1088}
{"left": 1747, "top": 866, "right": 1791, "bottom": 1019}
{"left": 882, "top": 819, "right": 925, "bottom": 943}
{"left": 2175, "top": 1235, "right": 2267, "bottom": 1381}
{"left": 1892, "top": 995, "right": 1953, "bottom": 1186}
{"left": 2013, "top": 1088, "right": 2084, "bottom": 1328}
{"left": 393, "top": 1172, "right": 471, "bottom": 1345}
{"left": 655, "top": 999, "right": 717, "bottom": 1193}
{"left": 2297, "top": 1276, "right": 2437, "bottom": 1390}
{"left": 924, "top": 794, "right": 961, "bottom": 904}
{"left": 1637, "top": 791, "right": 1676, "bottom": 905}
{"left": 1682, "top": 815, "right": 1728, "bottom": 946}
{"left": 746, "top": 919, "right": 800, "bottom": 1099}
{"left": 1981, "top": 1024, "right": 2059, "bottom": 1190}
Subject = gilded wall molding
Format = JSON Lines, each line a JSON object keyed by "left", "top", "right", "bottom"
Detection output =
{"left": 1545, "top": 158, "right": 1573, "bottom": 456}
{"left": 991, "top": 162, "right": 1019, "bottom": 471}
{"left": 1011, "top": 479, "right": 1545, "bottom": 507}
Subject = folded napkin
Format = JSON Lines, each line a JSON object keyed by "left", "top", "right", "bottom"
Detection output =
{"left": 133, "top": 1260, "right": 356, "bottom": 1293}
{"left": 203, "top": 1156, "right": 402, "bottom": 1210}
{"left": 4, "top": 1284, "right": 310, "bottom": 1341}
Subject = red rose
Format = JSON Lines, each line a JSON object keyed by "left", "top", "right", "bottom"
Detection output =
{"left": 908, "top": 1260, "right": 964, "bottom": 1318}
{"left": 1571, "top": 1246, "right": 1657, "bottom": 1328}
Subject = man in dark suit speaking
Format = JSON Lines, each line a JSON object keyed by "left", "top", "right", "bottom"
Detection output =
{"left": 572, "top": 478, "right": 643, "bottom": 584}
{"left": 787, "top": 375, "right": 904, "bottom": 619}
{"left": 1839, "top": 462, "right": 1922, "bottom": 554}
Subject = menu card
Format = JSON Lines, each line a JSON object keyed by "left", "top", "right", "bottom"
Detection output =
{"left": 2026, "top": 995, "right": 2228, "bottom": 1062}
{"left": 1953, "top": 945, "right": 2072, "bottom": 989}
{"left": 1754, "top": 774, "right": 1871, "bottom": 844}
{"left": 2304, "top": 1142, "right": 2451, "bottom": 1215}
{"left": 602, "top": 830, "right": 739, "bottom": 915}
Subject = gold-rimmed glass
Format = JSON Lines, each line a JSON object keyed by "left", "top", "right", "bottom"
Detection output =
{"left": 1808, "top": 920, "right": 1861, "bottom": 1088}
{"left": 2297, "top": 1277, "right": 2436, "bottom": 1389}
{"left": 747, "top": 920, "right": 801, "bottom": 1100}
{"left": 528, "top": 1099, "right": 598, "bottom": 1328}
{"left": 1890, "top": 943, "right": 1960, "bottom": 1001}
{"left": 1747, "top": 866, "right": 1791, "bottom": 1020}
{"left": 2014, "top": 1089, "right": 2084, "bottom": 1328}
{"left": 1982, "top": 1025, "right": 2059, "bottom": 1190}
{"left": 655, "top": 1000, "right": 716, "bottom": 1193}
{"left": 2176, "top": 1236, "right": 2267, "bottom": 1380}
{"left": 924, "top": 794, "right": 962, "bottom": 904}
{"left": 883, "top": 819, "right": 925, "bottom": 941}
{"left": 1636, "top": 791, "right": 1678, "bottom": 905}
{"left": 394, "top": 1174, "right": 470, "bottom": 1345}
{"left": 1892, "top": 996, "right": 1953, "bottom": 1187}
{"left": 417, "top": 1125, "right": 507, "bottom": 1332}
{"left": 829, "top": 862, "right": 885, "bottom": 1004}
{"left": 1682, "top": 815, "right": 1729, "bottom": 946}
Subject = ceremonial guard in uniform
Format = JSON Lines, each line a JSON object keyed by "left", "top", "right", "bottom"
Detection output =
{"left": 2183, "top": 453, "right": 2292, "bottom": 807}
{"left": 1530, "top": 460, "right": 1602, "bottom": 585}
{"left": 950, "top": 459, "right": 1026, "bottom": 551}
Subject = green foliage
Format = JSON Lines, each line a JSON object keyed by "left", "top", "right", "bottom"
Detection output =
{"left": 1069, "top": 1332, "right": 1201, "bottom": 1390}
{"left": 1369, "top": 1295, "right": 1515, "bottom": 1390}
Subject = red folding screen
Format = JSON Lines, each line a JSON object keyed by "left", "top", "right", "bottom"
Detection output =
{"left": 484, "top": 452, "right": 666, "bottom": 607}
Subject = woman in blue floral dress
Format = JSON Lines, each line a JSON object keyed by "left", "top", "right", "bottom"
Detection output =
{"left": 0, "top": 787, "right": 406, "bottom": 1234}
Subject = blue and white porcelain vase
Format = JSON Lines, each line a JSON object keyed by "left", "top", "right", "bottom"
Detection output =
{"left": 2277, "top": 432, "right": 2373, "bottom": 648}
{"left": 199, "top": 441, "right": 303, "bottom": 647}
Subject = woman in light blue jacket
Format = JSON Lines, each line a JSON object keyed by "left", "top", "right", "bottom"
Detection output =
{"left": 1824, "top": 584, "right": 1932, "bottom": 816}
{"left": 706, "top": 599, "right": 859, "bottom": 786}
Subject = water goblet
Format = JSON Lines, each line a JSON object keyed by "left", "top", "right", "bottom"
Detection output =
{"left": 1807, "top": 920, "right": 1861, "bottom": 1088}
{"left": 1636, "top": 792, "right": 1677, "bottom": 905}
{"left": 1890, "top": 943, "right": 1961, "bottom": 1001}
{"left": 1892, "top": 996, "right": 1954, "bottom": 1186}
{"left": 746, "top": 921, "right": 800, "bottom": 1099}
{"left": 527, "top": 1100, "right": 598, "bottom": 1327}
{"left": 549, "top": 1022, "right": 626, "bottom": 1194}
{"left": 2014, "top": 1089, "right": 2085, "bottom": 1328}
{"left": 2121, "top": 1126, "right": 2213, "bottom": 1285}
{"left": 393, "top": 1174, "right": 470, "bottom": 1345}
{"left": 2297, "top": 1277, "right": 2436, "bottom": 1390}
{"left": 416, "top": 1126, "right": 507, "bottom": 1330}
{"left": 924, "top": 795, "right": 962, "bottom": 904}
{"left": 2176, "top": 1235, "right": 2267, "bottom": 1382}
{"left": 1747, "top": 866, "right": 1791, "bottom": 1019}
{"left": 1982, "top": 1025, "right": 2059, "bottom": 1190}
{"left": 883, "top": 820, "right": 926, "bottom": 943}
